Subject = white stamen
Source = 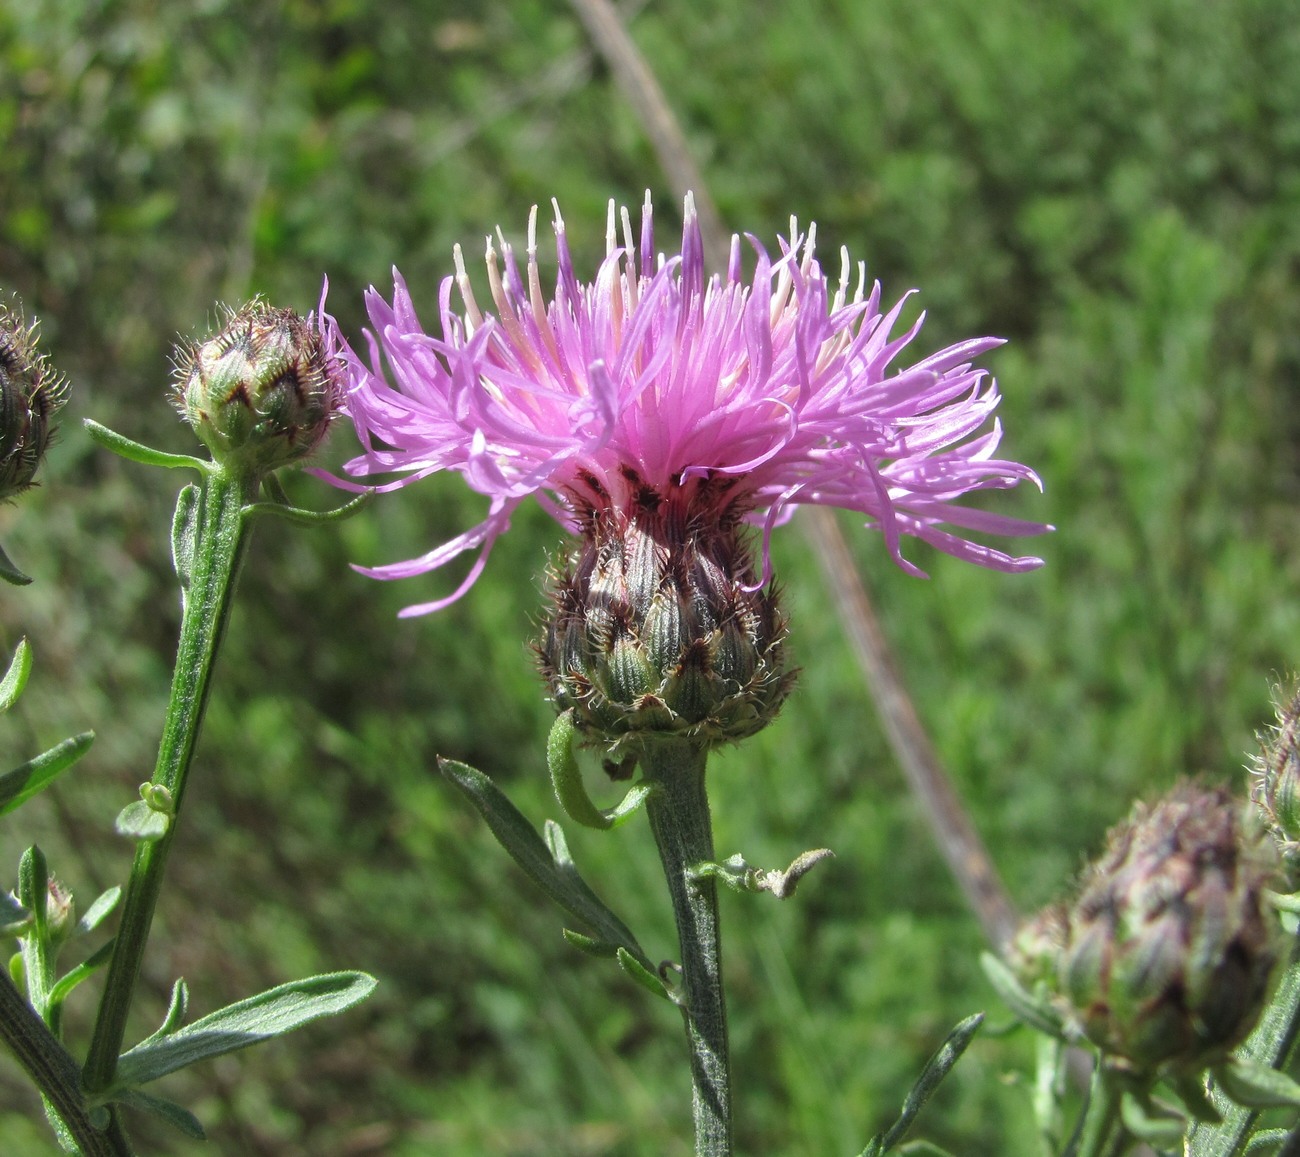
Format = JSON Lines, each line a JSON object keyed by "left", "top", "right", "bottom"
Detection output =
{"left": 620, "top": 204, "right": 639, "bottom": 312}
{"left": 526, "top": 205, "right": 559, "bottom": 361}
{"left": 453, "top": 243, "right": 483, "bottom": 331}
{"left": 834, "top": 247, "right": 851, "bottom": 312}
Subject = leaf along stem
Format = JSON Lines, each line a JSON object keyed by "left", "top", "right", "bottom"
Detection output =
{"left": 83, "top": 469, "right": 259, "bottom": 1096}
{"left": 641, "top": 740, "right": 732, "bottom": 1156}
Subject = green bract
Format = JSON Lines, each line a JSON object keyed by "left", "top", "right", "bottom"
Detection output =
{"left": 174, "top": 300, "right": 341, "bottom": 476}
{"left": 540, "top": 484, "right": 794, "bottom": 756}
{"left": 0, "top": 296, "right": 67, "bottom": 503}
{"left": 1057, "top": 783, "right": 1279, "bottom": 1076}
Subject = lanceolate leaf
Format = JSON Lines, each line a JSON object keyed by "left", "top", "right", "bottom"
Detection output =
{"left": 858, "top": 1014, "right": 985, "bottom": 1156}
{"left": 439, "top": 757, "right": 655, "bottom": 975}
{"left": 547, "top": 710, "right": 648, "bottom": 830}
{"left": 0, "top": 733, "right": 94, "bottom": 817}
{"left": 113, "top": 1088, "right": 206, "bottom": 1140}
{"left": 0, "top": 892, "right": 30, "bottom": 934}
{"left": 0, "top": 638, "right": 32, "bottom": 713}
{"left": 83, "top": 420, "right": 208, "bottom": 473}
{"left": 0, "top": 541, "right": 32, "bottom": 586}
{"left": 1213, "top": 1058, "right": 1300, "bottom": 1109}
{"left": 76, "top": 887, "right": 122, "bottom": 937}
{"left": 170, "top": 483, "right": 200, "bottom": 593}
{"left": 980, "top": 951, "right": 1068, "bottom": 1039}
{"left": 113, "top": 971, "right": 376, "bottom": 1088}
{"left": 47, "top": 939, "right": 116, "bottom": 1012}
{"left": 241, "top": 489, "right": 373, "bottom": 526}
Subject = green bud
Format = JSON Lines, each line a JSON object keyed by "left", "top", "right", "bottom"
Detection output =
{"left": 0, "top": 297, "right": 68, "bottom": 501}
{"left": 540, "top": 474, "right": 795, "bottom": 757}
{"left": 1057, "top": 783, "right": 1279, "bottom": 1076}
{"left": 174, "top": 300, "right": 341, "bottom": 475}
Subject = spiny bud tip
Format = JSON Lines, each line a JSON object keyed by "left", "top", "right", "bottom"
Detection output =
{"left": 0, "top": 296, "right": 68, "bottom": 501}
{"left": 174, "top": 299, "right": 342, "bottom": 474}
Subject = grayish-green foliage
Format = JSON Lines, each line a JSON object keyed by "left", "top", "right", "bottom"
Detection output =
{"left": 1, "top": 0, "right": 1298, "bottom": 1152}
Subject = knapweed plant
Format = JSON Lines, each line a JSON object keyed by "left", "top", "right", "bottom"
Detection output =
{"left": 322, "top": 192, "right": 1049, "bottom": 1155}
{"left": 0, "top": 297, "right": 375, "bottom": 1155}
{"left": 2, "top": 196, "right": 1300, "bottom": 1157}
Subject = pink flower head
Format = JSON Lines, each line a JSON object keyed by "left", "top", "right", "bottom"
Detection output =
{"left": 328, "top": 193, "right": 1048, "bottom": 616}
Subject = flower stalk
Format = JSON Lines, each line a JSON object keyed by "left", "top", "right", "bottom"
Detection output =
{"left": 641, "top": 740, "right": 731, "bottom": 1156}
{"left": 83, "top": 466, "right": 258, "bottom": 1095}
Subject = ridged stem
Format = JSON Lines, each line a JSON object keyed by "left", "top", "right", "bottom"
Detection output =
{"left": 83, "top": 468, "right": 258, "bottom": 1094}
{"left": 0, "top": 969, "right": 129, "bottom": 1156}
{"left": 641, "top": 740, "right": 731, "bottom": 1157}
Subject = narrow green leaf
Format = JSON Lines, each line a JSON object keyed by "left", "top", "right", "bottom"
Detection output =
{"left": 0, "top": 541, "right": 32, "bottom": 585}
{"left": 546, "top": 710, "right": 649, "bottom": 830}
{"left": 112, "top": 1088, "right": 206, "bottom": 1140}
{"left": 114, "top": 971, "right": 376, "bottom": 1087}
{"left": 980, "top": 951, "right": 1068, "bottom": 1039}
{"left": 0, "top": 733, "right": 94, "bottom": 817}
{"left": 132, "top": 979, "right": 189, "bottom": 1047}
{"left": 76, "top": 887, "right": 122, "bottom": 936}
{"left": 616, "top": 948, "right": 674, "bottom": 1004}
{"left": 548, "top": 712, "right": 611, "bottom": 826}
{"left": 170, "top": 484, "right": 200, "bottom": 593}
{"left": 1119, "top": 1090, "right": 1187, "bottom": 1146}
{"left": 83, "top": 420, "right": 208, "bottom": 472}
{"left": 47, "top": 938, "right": 115, "bottom": 1011}
{"left": 897, "top": 1143, "right": 961, "bottom": 1156}
{"left": 0, "top": 638, "right": 32, "bottom": 712}
{"left": 1214, "top": 1058, "right": 1300, "bottom": 1109}
{"left": 241, "top": 489, "right": 373, "bottom": 526}
{"left": 869, "top": 1013, "right": 985, "bottom": 1154}
{"left": 562, "top": 928, "right": 618, "bottom": 957}
{"left": 439, "top": 758, "right": 653, "bottom": 973}
{"left": 0, "top": 892, "right": 30, "bottom": 934}
{"left": 1243, "top": 1128, "right": 1289, "bottom": 1154}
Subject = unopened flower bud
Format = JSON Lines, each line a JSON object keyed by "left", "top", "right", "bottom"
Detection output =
{"left": 540, "top": 474, "right": 795, "bottom": 757}
{"left": 174, "top": 300, "right": 342, "bottom": 474}
{"left": 43, "top": 876, "right": 76, "bottom": 951}
{"left": 0, "top": 297, "right": 68, "bottom": 501}
{"left": 1252, "top": 681, "right": 1300, "bottom": 863}
{"left": 1057, "top": 782, "right": 1278, "bottom": 1075}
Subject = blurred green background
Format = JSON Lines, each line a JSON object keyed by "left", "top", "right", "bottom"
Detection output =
{"left": 1, "top": 0, "right": 1299, "bottom": 1152}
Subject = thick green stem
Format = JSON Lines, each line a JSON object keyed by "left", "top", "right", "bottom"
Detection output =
{"left": 83, "top": 469, "right": 257, "bottom": 1094}
{"left": 641, "top": 740, "right": 731, "bottom": 1157}
{"left": 0, "top": 969, "right": 130, "bottom": 1156}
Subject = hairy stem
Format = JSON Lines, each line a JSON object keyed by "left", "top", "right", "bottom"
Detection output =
{"left": 83, "top": 469, "right": 257, "bottom": 1093}
{"left": 642, "top": 740, "right": 731, "bottom": 1156}
{"left": 0, "top": 969, "right": 130, "bottom": 1156}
